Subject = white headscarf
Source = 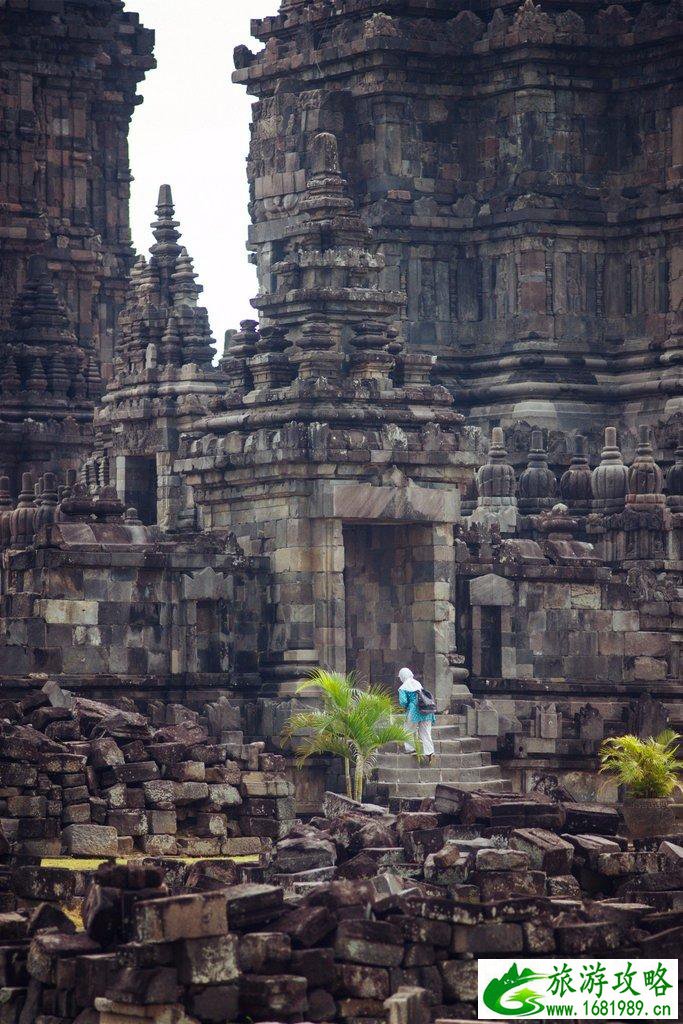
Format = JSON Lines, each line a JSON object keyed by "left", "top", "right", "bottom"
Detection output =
{"left": 398, "top": 667, "right": 423, "bottom": 693}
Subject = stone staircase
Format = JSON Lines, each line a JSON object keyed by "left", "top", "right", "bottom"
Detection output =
{"left": 371, "top": 715, "right": 511, "bottom": 804}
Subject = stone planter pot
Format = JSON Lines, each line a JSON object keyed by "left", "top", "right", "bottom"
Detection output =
{"left": 621, "top": 797, "right": 675, "bottom": 839}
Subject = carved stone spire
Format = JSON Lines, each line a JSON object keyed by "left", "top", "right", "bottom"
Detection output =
{"left": 560, "top": 434, "right": 593, "bottom": 514}
{"left": 220, "top": 320, "right": 259, "bottom": 389}
{"left": 10, "top": 255, "right": 77, "bottom": 349}
{"left": 149, "top": 184, "right": 182, "bottom": 266}
{"left": 160, "top": 312, "right": 183, "bottom": 366}
{"left": 114, "top": 188, "right": 216, "bottom": 371}
{"left": 172, "top": 247, "right": 201, "bottom": 308}
{"left": 289, "top": 318, "right": 344, "bottom": 384}
{"left": 518, "top": 429, "right": 557, "bottom": 512}
{"left": 0, "top": 477, "right": 12, "bottom": 549}
{"left": 50, "top": 353, "right": 70, "bottom": 397}
{"left": 249, "top": 325, "right": 293, "bottom": 389}
{"left": 27, "top": 357, "right": 48, "bottom": 394}
{"left": 477, "top": 428, "right": 517, "bottom": 503}
{"left": 472, "top": 428, "right": 518, "bottom": 532}
{"left": 591, "top": 427, "right": 628, "bottom": 513}
{"left": 349, "top": 321, "right": 395, "bottom": 386}
{"left": 1, "top": 355, "right": 21, "bottom": 396}
{"left": 626, "top": 426, "right": 665, "bottom": 509}
{"left": 86, "top": 354, "right": 104, "bottom": 400}
{"left": 9, "top": 472, "right": 37, "bottom": 549}
{"left": 35, "top": 472, "right": 58, "bottom": 534}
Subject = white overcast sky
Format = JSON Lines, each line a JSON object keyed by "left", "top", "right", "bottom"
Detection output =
{"left": 126, "top": 0, "right": 275, "bottom": 351}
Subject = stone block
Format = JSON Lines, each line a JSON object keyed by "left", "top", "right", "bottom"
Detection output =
{"left": 177, "top": 934, "right": 239, "bottom": 984}
{"left": 62, "top": 825, "right": 118, "bottom": 858}
{"left": 133, "top": 892, "right": 228, "bottom": 943}
{"left": 510, "top": 829, "right": 574, "bottom": 875}
{"left": 335, "top": 920, "right": 405, "bottom": 967}
{"left": 452, "top": 922, "right": 523, "bottom": 954}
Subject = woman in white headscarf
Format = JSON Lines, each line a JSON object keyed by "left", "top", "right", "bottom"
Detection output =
{"left": 397, "top": 667, "right": 436, "bottom": 764}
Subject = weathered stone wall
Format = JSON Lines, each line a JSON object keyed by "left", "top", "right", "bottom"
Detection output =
{"left": 464, "top": 569, "right": 680, "bottom": 688}
{"left": 0, "top": 495, "right": 269, "bottom": 701}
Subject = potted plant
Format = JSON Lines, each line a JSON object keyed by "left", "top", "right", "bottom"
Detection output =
{"left": 599, "top": 730, "right": 682, "bottom": 838}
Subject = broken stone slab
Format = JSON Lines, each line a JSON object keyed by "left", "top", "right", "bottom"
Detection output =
{"left": 555, "top": 920, "right": 622, "bottom": 954}
{"left": 510, "top": 828, "right": 574, "bottom": 875}
{"left": 95, "top": 1001, "right": 198, "bottom": 1024}
{"left": 238, "top": 973, "right": 308, "bottom": 1018}
{"left": 452, "top": 921, "right": 524, "bottom": 954}
{"left": 27, "top": 931, "right": 100, "bottom": 984}
{"left": 336, "top": 963, "right": 391, "bottom": 1000}
{"left": 563, "top": 833, "right": 625, "bottom": 871}
{"left": 224, "top": 883, "right": 284, "bottom": 930}
{"left": 237, "top": 931, "right": 291, "bottom": 973}
{"left": 658, "top": 840, "right": 683, "bottom": 868}
{"left": 276, "top": 903, "right": 336, "bottom": 947}
{"left": 271, "top": 836, "right": 336, "bottom": 874}
{"left": 323, "top": 791, "right": 391, "bottom": 818}
{"left": 433, "top": 784, "right": 469, "bottom": 816}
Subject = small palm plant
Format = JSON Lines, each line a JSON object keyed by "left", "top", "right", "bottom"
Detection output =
{"left": 599, "top": 730, "right": 682, "bottom": 799}
{"left": 282, "top": 668, "right": 417, "bottom": 802}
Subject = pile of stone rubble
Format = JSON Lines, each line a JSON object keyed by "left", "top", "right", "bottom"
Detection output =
{"left": 1, "top": 731, "right": 681, "bottom": 1024}
{"left": 0, "top": 683, "right": 293, "bottom": 862}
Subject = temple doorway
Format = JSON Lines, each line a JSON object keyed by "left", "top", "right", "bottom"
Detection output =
{"left": 343, "top": 523, "right": 425, "bottom": 690}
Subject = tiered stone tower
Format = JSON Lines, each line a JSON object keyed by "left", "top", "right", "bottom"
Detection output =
{"left": 0, "top": 256, "right": 101, "bottom": 485}
{"left": 177, "top": 132, "right": 476, "bottom": 708}
{"left": 0, "top": 0, "right": 154, "bottom": 485}
{"left": 235, "top": 0, "right": 683, "bottom": 464}
{"left": 95, "top": 187, "right": 226, "bottom": 529}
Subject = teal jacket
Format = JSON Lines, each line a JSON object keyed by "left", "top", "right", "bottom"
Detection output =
{"left": 399, "top": 688, "right": 435, "bottom": 725}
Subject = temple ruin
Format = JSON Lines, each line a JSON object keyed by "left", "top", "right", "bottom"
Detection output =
{"left": 0, "top": 0, "right": 681, "bottom": 804}
{"left": 0, "top": 3, "right": 682, "bottom": 1023}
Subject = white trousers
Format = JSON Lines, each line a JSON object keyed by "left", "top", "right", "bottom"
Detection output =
{"left": 404, "top": 719, "right": 435, "bottom": 756}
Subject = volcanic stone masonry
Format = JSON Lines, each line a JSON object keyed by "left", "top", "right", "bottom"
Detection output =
{"left": 0, "top": 5, "right": 682, "bottom": 1023}
{"left": 236, "top": 0, "right": 683, "bottom": 457}
{"left": 0, "top": 0, "right": 154, "bottom": 488}
{"left": 1, "top": 759, "right": 683, "bottom": 1024}
{"left": 0, "top": 2, "right": 682, "bottom": 815}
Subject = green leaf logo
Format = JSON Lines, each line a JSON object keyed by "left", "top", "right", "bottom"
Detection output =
{"left": 483, "top": 964, "right": 548, "bottom": 1016}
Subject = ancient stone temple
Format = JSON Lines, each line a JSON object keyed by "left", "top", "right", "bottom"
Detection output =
{"left": 235, "top": 0, "right": 683, "bottom": 467}
{"left": 0, "top": 0, "right": 154, "bottom": 357}
{"left": 0, "top": 0, "right": 682, "bottom": 812}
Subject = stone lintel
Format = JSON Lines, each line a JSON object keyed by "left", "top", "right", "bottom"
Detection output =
{"left": 469, "top": 573, "right": 515, "bottom": 607}
{"left": 310, "top": 479, "right": 459, "bottom": 524}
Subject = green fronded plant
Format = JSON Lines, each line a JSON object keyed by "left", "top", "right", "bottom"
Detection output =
{"left": 599, "top": 730, "right": 682, "bottom": 799}
{"left": 282, "top": 668, "right": 417, "bottom": 802}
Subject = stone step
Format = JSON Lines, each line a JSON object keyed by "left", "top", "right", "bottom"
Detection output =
{"left": 374, "top": 778, "right": 512, "bottom": 799}
{"left": 384, "top": 737, "right": 482, "bottom": 754}
{"left": 430, "top": 724, "right": 463, "bottom": 739}
{"left": 376, "top": 764, "right": 503, "bottom": 785}
{"left": 375, "top": 752, "right": 491, "bottom": 770}
{"left": 432, "top": 740, "right": 488, "bottom": 755}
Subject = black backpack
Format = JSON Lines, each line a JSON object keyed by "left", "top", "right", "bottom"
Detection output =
{"left": 416, "top": 688, "right": 437, "bottom": 714}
